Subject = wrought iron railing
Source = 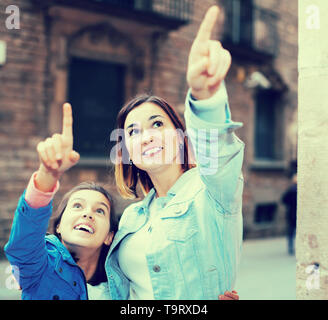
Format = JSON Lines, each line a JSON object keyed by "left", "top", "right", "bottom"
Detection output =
{"left": 90, "top": 0, "right": 194, "bottom": 22}
{"left": 222, "top": 0, "right": 279, "bottom": 57}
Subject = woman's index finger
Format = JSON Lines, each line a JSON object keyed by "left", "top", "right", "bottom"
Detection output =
{"left": 195, "top": 6, "right": 220, "bottom": 43}
{"left": 62, "top": 103, "right": 73, "bottom": 138}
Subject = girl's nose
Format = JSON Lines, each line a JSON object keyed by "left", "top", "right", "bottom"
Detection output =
{"left": 82, "top": 213, "right": 94, "bottom": 220}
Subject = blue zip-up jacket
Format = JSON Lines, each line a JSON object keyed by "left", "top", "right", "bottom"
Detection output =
{"left": 105, "top": 83, "right": 245, "bottom": 299}
{"left": 4, "top": 191, "right": 88, "bottom": 300}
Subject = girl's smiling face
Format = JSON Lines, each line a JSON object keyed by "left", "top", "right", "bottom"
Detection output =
{"left": 56, "top": 189, "right": 113, "bottom": 250}
{"left": 124, "top": 102, "right": 182, "bottom": 172}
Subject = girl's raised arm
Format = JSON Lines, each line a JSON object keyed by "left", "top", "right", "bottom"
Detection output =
{"left": 4, "top": 103, "right": 79, "bottom": 291}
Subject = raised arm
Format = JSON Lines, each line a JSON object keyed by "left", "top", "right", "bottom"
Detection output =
{"left": 185, "top": 6, "right": 244, "bottom": 214}
{"left": 4, "top": 103, "right": 80, "bottom": 290}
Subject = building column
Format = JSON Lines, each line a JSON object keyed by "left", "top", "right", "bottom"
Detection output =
{"left": 297, "top": 0, "right": 328, "bottom": 299}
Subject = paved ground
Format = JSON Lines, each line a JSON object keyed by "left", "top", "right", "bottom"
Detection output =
{"left": 0, "top": 236, "right": 296, "bottom": 300}
{"left": 234, "top": 236, "right": 296, "bottom": 300}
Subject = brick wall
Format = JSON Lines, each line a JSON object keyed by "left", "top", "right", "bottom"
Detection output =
{"left": 0, "top": 1, "right": 48, "bottom": 255}
{"left": 0, "top": 0, "right": 298, "bottom": 254}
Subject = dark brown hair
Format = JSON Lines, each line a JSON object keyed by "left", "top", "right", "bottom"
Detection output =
{"left": 114, "top": 94, "right": 196, "bottom": 199}
{"left": 52, "top": 182, "right": 117, "bottom": 286}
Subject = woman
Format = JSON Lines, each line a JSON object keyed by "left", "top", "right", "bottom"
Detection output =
{"left": 105, "top": 6, "right": 244, "bottom": 299}
{"left": 5, "top": 103, "right": 117, "bottom": 300}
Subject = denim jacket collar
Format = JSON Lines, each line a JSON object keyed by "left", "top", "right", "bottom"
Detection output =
{"left": 135, "top": 167, "right": 198, "bottom": 215}
{"left": 46, "top": 234, "right": 77, "bottom": 266}
{"left": 166, "top": 167, "right": 197, "bottom": 196}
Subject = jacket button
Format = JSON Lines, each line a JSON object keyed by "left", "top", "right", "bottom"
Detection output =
{"left": 58, "top": 267, "right": 63, "bottom": 273}
{"left": 52, "top": 295, "right": 60, "bottom": 300}
{"left": 73, "top": 281, "right": 77, "bottom": 286}
{"left": 153, "top": 265, "right": 161, "bottom": 272}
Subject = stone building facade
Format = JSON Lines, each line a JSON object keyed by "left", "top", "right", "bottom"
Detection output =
{"left": 0, "top": 0, "right": 298, "bottom": 255}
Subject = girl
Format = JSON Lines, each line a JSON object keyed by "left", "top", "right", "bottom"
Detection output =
{"left": 105, "top": 6, "right": 244, "bottom": 300}
{"left": 4, "top": 103, "right": 117, "bottom": 300}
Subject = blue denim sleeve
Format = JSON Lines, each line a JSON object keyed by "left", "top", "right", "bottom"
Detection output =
{"left": 184, "top": 82, "right": 245, "bottom": 214}
{"left": 4, "top": 190, "right": 53, "bottom": 289}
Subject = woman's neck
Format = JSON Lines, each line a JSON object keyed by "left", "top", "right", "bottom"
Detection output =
{"left": 148, "top": 163, "right": 184, "bottom": 198}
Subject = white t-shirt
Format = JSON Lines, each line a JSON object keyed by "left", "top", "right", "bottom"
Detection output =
{"left": 118, "top": 194, "right": 168, "bottom": 299}
{"left": 87, "top": 282, "right": 111, "bottom": 300}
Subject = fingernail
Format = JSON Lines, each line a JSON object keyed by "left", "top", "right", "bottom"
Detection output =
{"left": 56, "top": 154, "right": 62, "bottom": 160}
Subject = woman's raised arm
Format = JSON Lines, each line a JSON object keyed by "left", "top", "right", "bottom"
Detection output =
{"left": 185, "top": 6, "right": 244, "bottom": 214}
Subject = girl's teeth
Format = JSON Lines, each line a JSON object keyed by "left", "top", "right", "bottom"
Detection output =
{"left": 74, "top": 225, "right": 94, "bottom": 234}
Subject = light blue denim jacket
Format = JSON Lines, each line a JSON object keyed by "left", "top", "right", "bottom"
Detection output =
{"left": 105, "top": 83, "right": 245, "bottom": 299}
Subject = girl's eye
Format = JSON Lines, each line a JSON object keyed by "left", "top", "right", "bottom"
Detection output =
{"left": 128, "top": 128, "right": 140, "bottom": 137}
{"left": 153, "top": 120, "right": 163, "bottom": 128}
{"left": 96, "top": 208, "right": 105, "bottom": 215}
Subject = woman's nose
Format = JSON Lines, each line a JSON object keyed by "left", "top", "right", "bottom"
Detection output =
{"left": 141, "top": 130, "right": 154, "bottom": 145}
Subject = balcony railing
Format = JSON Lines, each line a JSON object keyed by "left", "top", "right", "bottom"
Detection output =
{"left": 93, "top": 0, "right": 193, "bottom": 21}
{"left": 33, "top": 0, "right": 194, "bottom": 29}
{"left": 222, "top": 0, "right": 279, "bottom": 61}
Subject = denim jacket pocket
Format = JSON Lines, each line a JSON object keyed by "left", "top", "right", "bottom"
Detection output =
{"left": 165, "top": 202, "right": 198, "bottom": 242}
{"left": 167, "top": 226, "right": 198, "bottom": 242}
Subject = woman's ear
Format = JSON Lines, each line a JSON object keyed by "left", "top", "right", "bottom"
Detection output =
{"left": 56, "top": 224, "right": 61, "bottom": 235}
{"left": 104, "top": 231, "right": 114, "bottom": 246}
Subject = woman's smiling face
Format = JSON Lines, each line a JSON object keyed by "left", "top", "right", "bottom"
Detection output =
{"left": 124, "top": 102, "right": 182, "bottom": 172}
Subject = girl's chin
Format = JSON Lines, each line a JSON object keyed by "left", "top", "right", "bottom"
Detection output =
{"left": 62, "top": 235, "right": 97, "bottom": 248}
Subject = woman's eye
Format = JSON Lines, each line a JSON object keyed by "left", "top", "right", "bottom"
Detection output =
{"left": 129, "top": 128, "right": 140, "bottom": 137}
{"left": 153, "top": 120, "right": 163, "bottom": 128}
{"left": 96, "top": 208, "right": 105, "bottom": 215}
{"left": 73, "top": 203, "right": 82, "bottom": 209}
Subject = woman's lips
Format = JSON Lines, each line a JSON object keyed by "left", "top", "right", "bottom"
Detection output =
{"left": 142, "top": 146, "right": 164, "bottom": 157}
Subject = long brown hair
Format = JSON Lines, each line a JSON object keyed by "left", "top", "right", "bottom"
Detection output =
{"left": 114, "top": 94, "right": 196, "bottom": 199}
{"left": 52, "top": 182, "right": 117, "bottom": 285}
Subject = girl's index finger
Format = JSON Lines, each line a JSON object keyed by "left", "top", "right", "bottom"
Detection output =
{"left": 62, "top": 103, "right": 73, "bottom": 139}
{"left": 195, "top": 6, "right": 220, "bottom": 43}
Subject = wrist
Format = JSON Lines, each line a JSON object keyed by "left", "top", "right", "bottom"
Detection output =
{"left": 190, "top": 89, "right": 209, "bottom": 101}
{"left": 190, "top": 88, "right": 217, "bottom": 101}
{"left": 35, "top": 165, "right": 61, "bottom": 193}
{"left": 190, "top": 81, "right": 224, "bottom": 101}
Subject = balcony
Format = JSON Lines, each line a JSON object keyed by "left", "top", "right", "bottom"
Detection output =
{"left": 32, "top": 0, "right": 194, "bottom": 30}
{"left": 221, "top": 0, "right": 279, "bottom": 62}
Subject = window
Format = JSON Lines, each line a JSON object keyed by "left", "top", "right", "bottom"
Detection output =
{"left": 223, "top": 0, "right": 253, "bottom": 46}
{"left": 91, "top": 0, "right": 135, "bottom": 9}
{"left": 68, "top": 57, "right": 125, "bottom": 158}
{"left": 254, "top": 89, "right": 281, "bottom": 161}
{"left": 222, "top": 0, "right": 278, "bottom": 58}
{"left": 254, "top": 203, "right": 277, "bottom": 224}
